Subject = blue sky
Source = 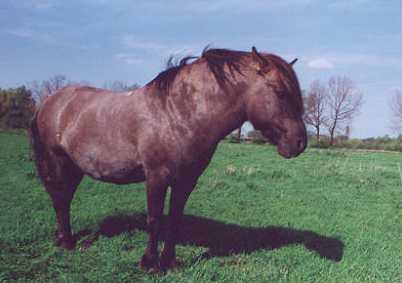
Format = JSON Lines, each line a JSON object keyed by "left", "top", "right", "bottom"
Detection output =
{"left": 1, "top": 0, "right": 401, "bottom": 138}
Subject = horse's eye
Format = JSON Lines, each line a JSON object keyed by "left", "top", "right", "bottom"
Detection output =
{"left": 265, "top": 83, "right": 286, "bottom": 99}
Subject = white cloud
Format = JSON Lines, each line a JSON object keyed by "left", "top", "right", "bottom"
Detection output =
{"left": 328, "top": 0, "right": 367, "bottom": 8}
{"left": 122, "top": 35, "right": 201, "bottom": 57}
{"left": 5, "top": 27, "right": 54, "bottom": 43}
{"left": 305, "top": 53, "right": 402, "bottom": 69}
{"left": 123, "top": 35, "right": 167, "bottom": 51}
{"left": 82, "top": 0, "right": 110, "bottom": 4}
{"left": 30, "top": 0, "right": 57, "bottom": 9}
{"left": 390, "top": 87, "right": 402, "bottom": 93}
{"left": 170, "top": 0, "right": 315, "bottom": 13}
{"left": 115, "top": 53, "right": 144, "bottom": 65}
{"left": 6, "top": 28, "right": 34, "bottom": 38}
{"left": 307, "top": 58, "right": 334, "bottom": 69}
{"left": 334, "top": 53, "right": 402, "bottom": 67}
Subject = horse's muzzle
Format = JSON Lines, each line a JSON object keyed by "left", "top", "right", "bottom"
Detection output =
{"left": 277, "top": 136, "right": 307, "bottom": 159}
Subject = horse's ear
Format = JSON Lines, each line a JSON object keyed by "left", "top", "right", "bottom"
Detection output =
{"left": 251, "top": 46, "right": 269, "bottom": 69}
{"left": 289, "top": 58, "right": 298, "bottom": 66}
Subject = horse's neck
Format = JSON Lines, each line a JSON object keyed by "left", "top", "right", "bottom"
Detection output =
{"left": 210, "top": 91, "right": 246, "bottom": 139}
{"left": 168, "top": 81, "right": 247, "bottom": 141}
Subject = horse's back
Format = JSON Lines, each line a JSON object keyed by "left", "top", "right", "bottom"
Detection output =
{"left": 36, "top": 86, "right": 96, "bottom": 143}
{"left": 35, "top": 85, "right": 147, "bottom": 183}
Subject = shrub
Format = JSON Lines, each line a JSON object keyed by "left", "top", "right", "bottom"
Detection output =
{"left": 307, "top": 134, "right": 401, "bottom": 152}
{"left": 0, "top": 86, "right": 35, "bottom": 129}
{"left": 246, "top": 130, "right": 267, "bottom": 144}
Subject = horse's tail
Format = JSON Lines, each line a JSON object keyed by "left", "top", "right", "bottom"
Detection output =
{"left": 29, "top": 111, "right": 45, "bottom": 183}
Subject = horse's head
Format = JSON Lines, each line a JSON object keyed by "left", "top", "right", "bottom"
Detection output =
{"left": 245, "top": 47, "right": 307, "bottom": 158}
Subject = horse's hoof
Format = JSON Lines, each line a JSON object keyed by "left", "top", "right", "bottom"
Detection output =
{"left": 139, "top": 254, "right": 160, "bottom": 273}
{"left": 55, "top": 236, "right": 76, "bottom": 250}
{"left": 159, "top": 255, "right": 180, "bottom": 271}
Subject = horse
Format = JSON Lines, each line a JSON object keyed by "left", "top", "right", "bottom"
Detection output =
{"left": 30, "top": 46, "right": 307, "bottom": 272}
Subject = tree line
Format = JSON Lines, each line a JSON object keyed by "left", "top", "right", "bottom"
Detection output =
{"left": 0, "top": 86, "right": 35, "bottom": 129}
{"left": 2, "top": 74, "right": 402, "bottom": 150}
{"left": 0, "top": 75, "right": 140, "bottom": 130}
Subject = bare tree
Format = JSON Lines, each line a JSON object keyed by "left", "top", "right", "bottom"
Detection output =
{"left": 103, "top": 81, "right": 141, "bottom": 92}
{"left": 390, "top": 90, "right": 402, "bottom": 134}
{"left": 228, "top": 124, "right": 244, "bottom": 143}
{"left": 303, "top": 80, "right": 328, "bottom": 142}
{"left": 28, "top": 75, "right": 70, "bottom": 105}
{"left": 236, "top": 127, "right": 242, "bottom": 142}
{"left": 43, "top": 75, "right": 68, "bottom": 95}
{"left": 390, "top": 90, "right": 402, "bottom": 151}
{"left": 28, "top": 75, "right": 91, "bottom": 106}
{"left": 103, "top": 80, "right": 129, "bottom": 91}
{"left": 344, "top": 125, "right": 351, "bottom": 140}
{"left": 129, "top": 83, "right": 141, "bottom": 90}
{"left": 326, "top": 76, "right": 363, "bottom": 145}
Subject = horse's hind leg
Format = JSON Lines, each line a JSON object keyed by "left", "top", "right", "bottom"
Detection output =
{"left": 37, "top": 149, "right": 83, "bottom": 249}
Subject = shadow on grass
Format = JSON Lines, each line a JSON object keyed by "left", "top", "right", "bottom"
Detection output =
{"left": 78, "top": 213, "right": 344, "bottom": 262}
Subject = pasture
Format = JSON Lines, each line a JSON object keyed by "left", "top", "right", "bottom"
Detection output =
{"left": 1, "top": 132, "right": 402, "bottom": 282}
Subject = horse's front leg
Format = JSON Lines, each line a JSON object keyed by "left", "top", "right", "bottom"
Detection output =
{"left": 139, "top": 177, "right": 168, "bottom": 272}
{"left": 159, "top": 183, "right": 193, "bottom": 271}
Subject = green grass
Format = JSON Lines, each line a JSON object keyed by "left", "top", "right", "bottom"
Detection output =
{"left": 1, "top": 132, "right": 402, "bottom": 282}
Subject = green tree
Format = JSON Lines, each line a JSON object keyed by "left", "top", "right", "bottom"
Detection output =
{"left": 0, "top": 86, "right": 35, "bottom": 129}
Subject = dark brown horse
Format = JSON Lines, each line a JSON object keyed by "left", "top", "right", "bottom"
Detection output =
{"left": 30, "top": 47, "right": 306, "bottom": 272}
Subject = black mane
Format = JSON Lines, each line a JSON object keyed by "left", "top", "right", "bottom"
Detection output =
{"left": 147, "top": 47, "right": 247, "bottom": 94}
{"left": 201, "top": 47, "right": 246, "bottom": 89}
{"left": 147, "top": 55, "right": 197, "bottom": 92}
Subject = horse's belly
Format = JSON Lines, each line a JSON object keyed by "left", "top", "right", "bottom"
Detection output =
{"left": 73, "top": 151, "right": 146, "bottom": 184}
{"left": 93, "top": 164, "right": 146, "bottom": 184}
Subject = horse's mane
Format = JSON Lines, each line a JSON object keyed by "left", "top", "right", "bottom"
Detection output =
{"left": 147, "top": 47, "right": 247, "bottom": 94}
{"left": 147, "top": 47, "right": 302, "bottom": 114}
{"left": 201, "top": 47, "right": 246, "bottom": 89}
{"left": 147, "top": 55, "right": 197, "bottom": 92}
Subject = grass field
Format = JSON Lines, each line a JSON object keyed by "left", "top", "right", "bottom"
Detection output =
{"left": 1, "top": 132, "right": 402, "bottom": 282}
